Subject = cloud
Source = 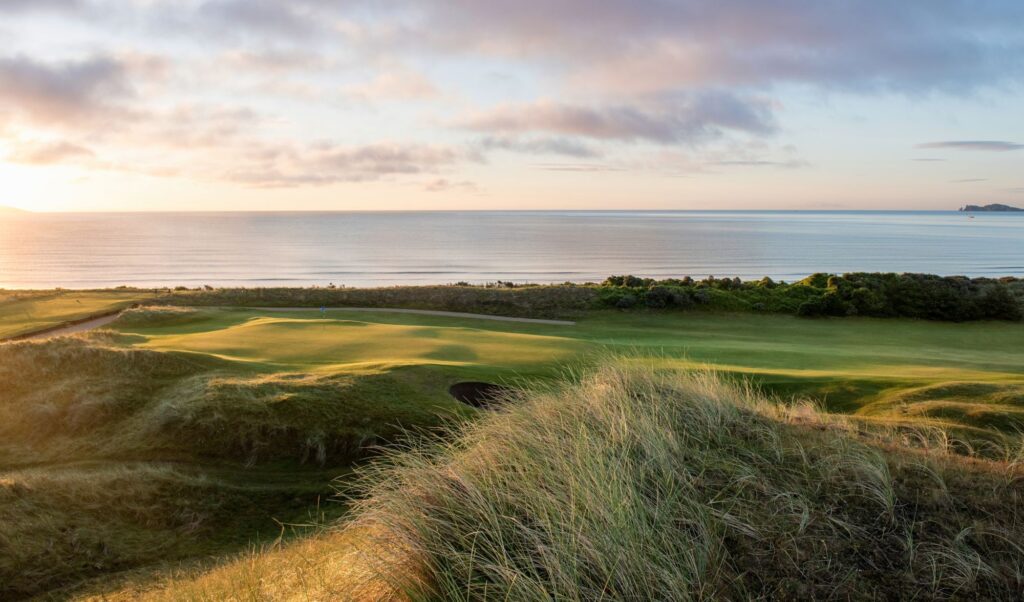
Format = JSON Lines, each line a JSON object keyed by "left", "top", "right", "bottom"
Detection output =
{"left": 0, "top": 54, "right": 130, "bottom": 124}
{"left": 343, "top": 70, "right": 439, "bottom": 101}
{"left": 460, "top": 92, "right": 775, "bottom": 145}
{"left": 918, "top": 140, "right": 1024, "bottom": 151}
{"left": 3, "top": 0, "right": 1022, "bottom": 199}
{"left": 394, "top": 0, "right": 1024, "bottom": 95}
{"left": 0, "top": 0, "right": 82, "bottom": 13}
{"left": 423, "top": 178, "right": 477, "bottom": 192}
{"left": 711, "top": 159, "right": 808, "bottom": 169}
{"left": 226, "top": 142, "right": 464, "bottom": 187}
{"left": 6, "top": 140, "right": 94, "bottom": 164}
{"left": 476, "top": 135, "right": 599, "bottom": 158}
{"left": 221, "top": 49, "right": 330, "bottom": 72}
{"left": 950, "top": 178, "right": 987, "bottom": 183}
{"left": 196, "top": 0, "right": 320, "bottom": 38}
{"left": 533, "top": 163, "right": 623, "bottom": 172}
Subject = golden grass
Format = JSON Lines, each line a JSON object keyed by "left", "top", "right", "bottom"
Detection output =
{"left": 97, "top": 362, "right": 1024, "bottom": 601}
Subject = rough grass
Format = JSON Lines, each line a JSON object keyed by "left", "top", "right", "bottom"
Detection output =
{"left": 104, "top": 363, "right": 1024, "bottom": 601}
{"left": 0, "top": 334, "right": 468, "bottom": 468}
{"left": 0, "top": 333, "right": 469, "bottom": 599}
{"left": 0, "top": 290, "right": 149, "bottom": 339}
{"left": 0, "top": 462, "right": 344, "bottom": 600}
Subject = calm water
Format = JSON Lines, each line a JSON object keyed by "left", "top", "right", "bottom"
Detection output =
{"left": 1, "top": 211, "right": 1022, "bottom": 289}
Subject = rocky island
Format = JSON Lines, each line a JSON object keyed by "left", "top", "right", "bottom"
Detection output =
{"left": 960, "top": 203, "right": 1023, "bottom": 212}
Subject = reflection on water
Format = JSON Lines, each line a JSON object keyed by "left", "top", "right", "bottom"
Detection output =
{"left": 0, "top": 211, "right": 1022, "bottom": 288}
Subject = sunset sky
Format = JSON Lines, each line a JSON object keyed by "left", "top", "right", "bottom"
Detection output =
{"left": 1, "top": 1, "right": 1023, "bottom": 212}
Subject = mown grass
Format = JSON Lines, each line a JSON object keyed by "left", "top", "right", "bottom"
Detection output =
{"left": 0, "top": 289, "right": 150, "bottom": 339}
{"left": 115, "top": 306, "right": 1024, "bottom": 437}
{"left": 94, "top": 362, "right": 1024, "bottom": 600}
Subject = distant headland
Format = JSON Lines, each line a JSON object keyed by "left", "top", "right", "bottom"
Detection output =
{"left": 0, "top": 206, "right": 28, "bottom": 214}
{"left": 960, "top": 203, "right": 1022, "bottom": 212}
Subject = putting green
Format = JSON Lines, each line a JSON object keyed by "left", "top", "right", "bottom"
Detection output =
{"left": 124, "top": 310, "right": 583, "bottom": 372}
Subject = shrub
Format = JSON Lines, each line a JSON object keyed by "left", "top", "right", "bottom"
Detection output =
{"left": 615, "top": 293, "right": 638, "bottom": 309}
{"left": 643, "top": 286, "right": 672, "bottom": 308}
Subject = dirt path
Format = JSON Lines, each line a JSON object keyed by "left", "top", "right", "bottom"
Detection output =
{"left": 11, "top": 312, "right": 124, "bottom": 341}
{"left": 251, "top": 306, "right": 576, "bottom": 325}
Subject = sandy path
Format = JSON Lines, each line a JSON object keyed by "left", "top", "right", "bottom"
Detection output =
{"left": 250, "top": 306, "right": 576, "bottom": 326}
{"left": 16, "top": 313, "right": 124, "bottom": 340}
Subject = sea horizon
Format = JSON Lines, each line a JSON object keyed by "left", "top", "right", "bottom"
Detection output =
{"left": 2, "top": 210, "right": 1022, "bottom": 289}
{"left": 1, "top": 208, "right": 991, "bottom": 215}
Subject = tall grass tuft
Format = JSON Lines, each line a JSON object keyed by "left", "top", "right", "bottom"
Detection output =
{"left": 342, "top": 362, "right": 1024, "bottom": 600}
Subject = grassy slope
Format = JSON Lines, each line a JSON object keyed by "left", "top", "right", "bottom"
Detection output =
{"left": 0, "top": 290, "right": 149, "bottom": 339}
{"left": 94, "top": 363, "right": 1024, "bottom": 601}
{"left": 4, "top": 306, "right": 1023, "bottom": 598}
{"left": 0, "top": 318, "right": 475, "bottom": 598}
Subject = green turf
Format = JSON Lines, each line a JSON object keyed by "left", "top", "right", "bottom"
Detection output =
{"left": 113, "top": 307, "right": 1024, "bottom": 433}
{"left": 0, "top": 290, "right": 150, "bottom": 339}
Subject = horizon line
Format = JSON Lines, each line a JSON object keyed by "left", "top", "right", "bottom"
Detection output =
{"left": 0, "top": 207, "right": 975, "bottom": 215}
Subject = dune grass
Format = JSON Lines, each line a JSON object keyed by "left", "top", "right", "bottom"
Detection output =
{"left": 0, "top": 329, "right": 470, "bottom": 599}
{"left": 0, "top": 461, "right": 347, "bottom": 599}
{"left": 96, "top": 362, "right": 1024, "bottom": 600}
{"left": 0, "top": 289, "right": 149, "bottom": 339}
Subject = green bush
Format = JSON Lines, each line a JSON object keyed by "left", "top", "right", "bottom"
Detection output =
{"left": 594, "top": 273, "right": 1022, "bottom": 322}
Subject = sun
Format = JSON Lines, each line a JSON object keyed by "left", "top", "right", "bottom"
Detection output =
{"left": 0, "top": 151, "right": 81, "bottom": 212}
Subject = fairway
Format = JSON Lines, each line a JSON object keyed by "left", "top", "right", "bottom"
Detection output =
{"left": 113, "top": 307, "right": 1024, "bottom": 433}
{"left": 0, "top": 290, "right": 149, "bottom": 339}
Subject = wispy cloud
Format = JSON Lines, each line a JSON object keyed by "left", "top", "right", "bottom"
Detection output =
{"left": 343, "top": 70, "right": 439, "bottom": 101}
{"left": 226, "top": 142, "right": 465, "bottom": 187}
{"left": 6, "top": 140, "right": 94, "bottom": 164}
{"left": 711, "top": 159, "right": 808, "bottom": 169}
{"left": 423, "top": 178, "right": 477, "bottom": 192}
{"left": 533, "top": 163, "right": 624, "bottom": 172}
{"left": 461, "top": 93, "right": 775, "bottom": 145}
{"left": 477, "top": 135, "right": 600, "bottom": 158}
{"left": 918, "top": 140, "right": 1024, "bottom": 151}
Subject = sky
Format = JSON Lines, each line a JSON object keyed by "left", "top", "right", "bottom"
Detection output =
{"left": 0, "top": 0, "right": 1022, "bottom": 212}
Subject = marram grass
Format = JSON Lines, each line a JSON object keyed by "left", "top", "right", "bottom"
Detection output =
{"left": 119, "top": 361, "right": 1024, "bottom": 601}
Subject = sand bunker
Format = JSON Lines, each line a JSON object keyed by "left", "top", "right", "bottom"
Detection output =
{"left": 448, "top": 382, "right": 510, "bottom": 409}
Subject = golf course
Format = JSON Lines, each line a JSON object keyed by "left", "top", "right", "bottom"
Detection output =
{"left": 118, "top": 305, "right": 1024, "bottom": 435}
{"left": 2, "top": 288, "right": 1023, "bottom": 599}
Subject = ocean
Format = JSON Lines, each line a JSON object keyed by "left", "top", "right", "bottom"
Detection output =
{"left": 1, "top": 210, "right": 1022, "bottom": 289}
